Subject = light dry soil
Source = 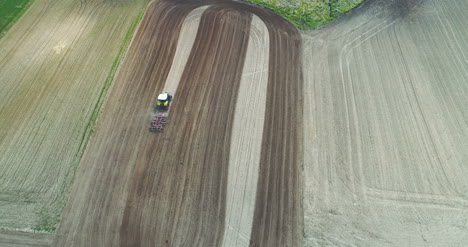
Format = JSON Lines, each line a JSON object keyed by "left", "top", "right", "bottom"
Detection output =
{"left": 302, "top": 0, "right": 468, "bottom": 246}
{"left": 222, "top": 15, "right": 269, "bottom": 247}
{"left": 0, "top": 0, "right": 148, "bottom": 243}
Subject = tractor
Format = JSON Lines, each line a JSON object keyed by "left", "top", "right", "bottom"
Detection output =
{"left": 156, "top": 92, "right": 173, "bottom": 111}
{"left": 150, "top": 92, "right": 173, "bottom": 132}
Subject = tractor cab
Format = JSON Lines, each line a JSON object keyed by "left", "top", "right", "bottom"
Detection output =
{"left": 156, "top": 92, "right": 172, "bottom": 110}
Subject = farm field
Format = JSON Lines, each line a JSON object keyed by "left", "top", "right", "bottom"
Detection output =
{"left": 0, "top": 0, "right": 149, "bottom": 238}
{"left": 54, "top": 0, "right": 302, "bottom": 246}
{"left": 302, "top": 0, "right": 468, "bottom": 245}
{"left": 2, "top": 0, "right": 468, "bottom": 246}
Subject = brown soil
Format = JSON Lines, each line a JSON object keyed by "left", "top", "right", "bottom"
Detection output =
{"left": 54, "top": 0, "right": 303, "bottom": 246}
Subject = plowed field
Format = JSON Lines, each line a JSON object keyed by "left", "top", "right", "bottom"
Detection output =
{"left": 303, "top": 0, "right": 468, "bottom": 245}
{"left": 54, "top": 1, "right": 303, "bottom": 246}
{"left": 5, "top": 0, "right": 465, "bottom": 246}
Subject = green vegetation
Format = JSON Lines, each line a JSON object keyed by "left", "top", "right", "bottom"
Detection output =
{"left": 0, "top": 0, "right": 33, "bottom": 36}
{"left": 245, "top": 0, "right": 364, "bottom": 29}
{"left": 33, "top": 208, "right": 58, "bottom": 232}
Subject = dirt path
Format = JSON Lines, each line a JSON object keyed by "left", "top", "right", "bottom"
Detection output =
{"left": 54, "top": 0, "right": 303, "bottom": 246}
{"left": 0, "top": 0, "right": 148, "bottom": 235}
{"left": 302, "top": 0, "right": 468, "bottom": 245}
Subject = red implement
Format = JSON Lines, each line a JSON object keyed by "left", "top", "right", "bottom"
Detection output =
{"left": 149, "top": 113, "right": 167, "bottom": 132}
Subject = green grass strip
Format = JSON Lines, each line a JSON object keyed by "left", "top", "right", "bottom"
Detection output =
{"left": 245, "top": 0, "right": 364, "bottom": 30}
{"left": 0, "top": 0, "right": 34, "bottom": 37}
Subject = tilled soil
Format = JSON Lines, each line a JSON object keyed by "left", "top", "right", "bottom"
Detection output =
{"left": 222, "top": 14, "right": 269, "bottom": 247}
{"left": 302, "top": 0, "right": 468, "bottom": 246}
{"left": 54, "top": 1, "right": 303, "bottom": 246}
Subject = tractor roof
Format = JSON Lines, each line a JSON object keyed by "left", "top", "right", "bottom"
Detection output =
{"left": 158, "top": 93, "right": 168, "bottom": 100}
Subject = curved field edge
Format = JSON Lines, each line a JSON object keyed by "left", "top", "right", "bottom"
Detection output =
{"left": 243, "top": 0, "right": 364, "bottom": 29}
{"left": 0, "top": 0, "right": 34, "bottom": 37}
{"left": 31, "top": 6, "right": 150, "bottom": 234}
